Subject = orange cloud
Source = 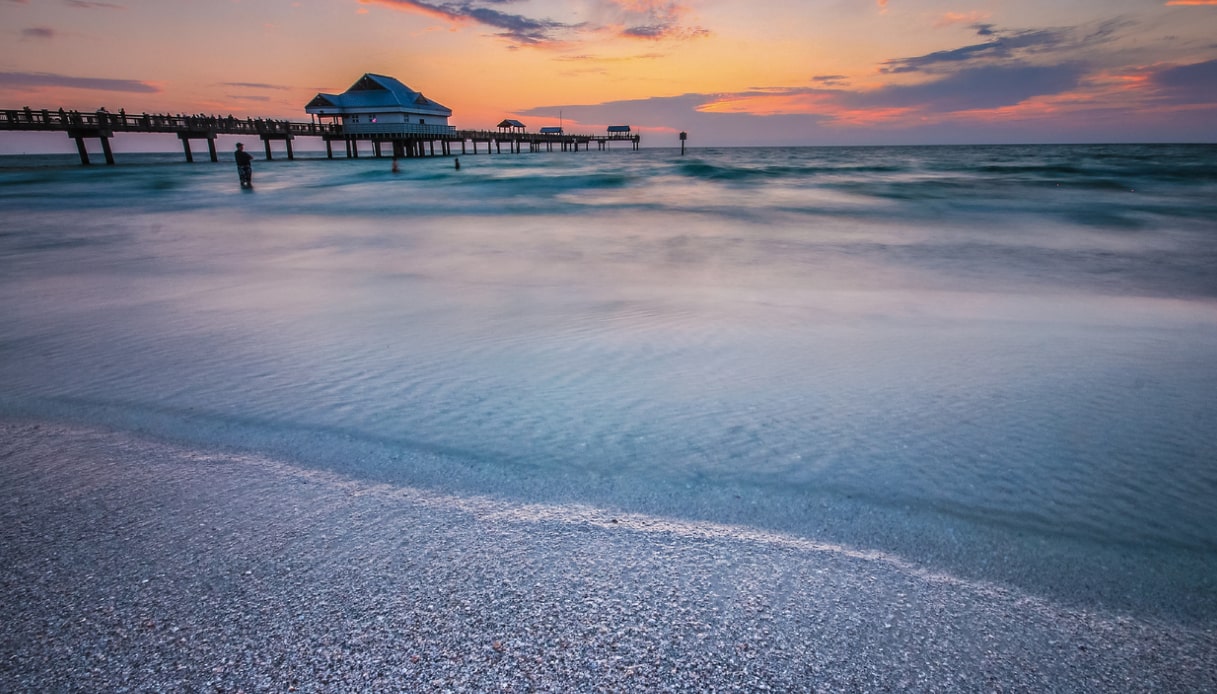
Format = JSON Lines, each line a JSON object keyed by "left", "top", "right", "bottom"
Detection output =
{"left": 1165, "top": 0, "right": 1217, "bottom": 4}
{"left": 931, "top": 66, "right": 1191, "bottom": 127}
{"left": 359, "top": 0, "right": 706, "bottom": 46}
{"left": 796, "top": 65, "right": 1163, "bottom": 129}
{"left": 935, "top": 11, "right": 991, "bottom": 28}
{"left": 826, "top": 106, "right": 916, "bottom": 127}
{"left": 359, "top": 0, "right": 463, "bottom": 24}
{"left": 605, "top": 0, "right": 708, "bottom": 40}
{"left": 690, "top": 90, "right": 919, "bottom": 128}
{"left": 696, "top": 91, "right": 836, "bottom": 116}
{"left": 610, "top": 0, "right": 686, "bottom": 11}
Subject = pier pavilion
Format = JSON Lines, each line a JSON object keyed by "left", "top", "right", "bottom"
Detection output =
{"left": 305, "top": 73, "right": 458, "bottom": 158}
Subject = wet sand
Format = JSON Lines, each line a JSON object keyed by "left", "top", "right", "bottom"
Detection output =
{"left": 2, "top": 419, "right": 1214, "bottom": 692}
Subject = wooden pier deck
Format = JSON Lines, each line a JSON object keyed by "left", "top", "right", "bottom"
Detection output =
{"left": 0, "top": 107, "right": 641, "bottom": 165}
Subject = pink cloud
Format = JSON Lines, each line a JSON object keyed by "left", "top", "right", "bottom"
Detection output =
{"left": 601, "top": 1, "right": 710, "bottom": 41}
{"left": 0, "top": 71, "right": 160, "bottom": 93}
{"left": 935, "top": 11, "right": 991, "bottom": 28}
{"left": 360, "top": 0, "right": 707, "bottom": 46}
{"left": 65, "top": 0, "right": 126, "bottom": 8}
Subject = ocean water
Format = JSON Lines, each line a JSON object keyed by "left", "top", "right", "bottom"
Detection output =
{"left": 2, "top": 144, "right": 1216, "bottom": 621}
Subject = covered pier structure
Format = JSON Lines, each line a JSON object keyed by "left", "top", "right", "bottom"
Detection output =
{"left": 0, "top": 107, "right": 638, "bottom": 165}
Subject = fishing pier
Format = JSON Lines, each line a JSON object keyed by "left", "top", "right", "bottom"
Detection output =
{"left": 0, "top": 107, "right": 642, "bottom": 166}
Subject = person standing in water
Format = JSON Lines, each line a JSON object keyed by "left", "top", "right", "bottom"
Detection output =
{"left": 234, "top": 142, "right": 253, "bottom": 188}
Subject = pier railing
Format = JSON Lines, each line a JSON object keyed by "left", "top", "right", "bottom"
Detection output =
{"left": 1, "top": 108, "right": 325, "bottom": 136}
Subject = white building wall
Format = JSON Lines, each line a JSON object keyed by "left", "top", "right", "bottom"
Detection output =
{"left": 342, "top": 111, "right": 451, "bottom": 134}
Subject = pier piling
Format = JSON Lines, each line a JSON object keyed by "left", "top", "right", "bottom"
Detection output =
{"left": 73, "top": 135, "right": 90, "bottom": 165}
{"left": 67, "top": 127, "right": 114, "bottom": 165}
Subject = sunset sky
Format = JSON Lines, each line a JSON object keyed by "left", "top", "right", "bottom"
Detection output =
{"left": 2, "top": 0, "right": 1216, "bottom": 147}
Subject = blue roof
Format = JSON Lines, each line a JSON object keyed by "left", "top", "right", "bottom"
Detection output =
{"left": 607, "top": 125, "right": 631, "bottom": 133}
{"left": 305, "top": 74, "right": 451, "bottom": 117}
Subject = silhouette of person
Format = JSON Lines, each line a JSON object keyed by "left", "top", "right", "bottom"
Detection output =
{"left": 234, "top": 142, "right": 253, "bottom": 187}
{"left": 454, "top": 157, "right": 460, "bottom": 171}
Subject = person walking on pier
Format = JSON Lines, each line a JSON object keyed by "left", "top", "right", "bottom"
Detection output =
{"left": 234, "top": 142, "right": 253, "bottom": 188}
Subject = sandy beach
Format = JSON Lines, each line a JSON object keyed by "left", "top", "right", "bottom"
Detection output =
{"left": 1, "top": 418, "right": 1213, "bottom": 693}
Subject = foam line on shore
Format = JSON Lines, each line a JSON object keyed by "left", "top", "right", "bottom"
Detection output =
{"left": 4, "top": 417, "right": 1216, "bottom": 692}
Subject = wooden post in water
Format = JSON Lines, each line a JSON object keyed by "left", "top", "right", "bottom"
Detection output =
{"left": 206, "top": 137, "right": 218, "bottom": 163}
{"left": 73, "top": 136, "right": 90, "bottom": 165}
{"left": 263, "top": 139, "right": 273, "bottom": 160}
{"left": 680, "top": 131, "right": 687, "bottom": 156}
{"left": 100, "top": 136, "right": 114, "bottom": 165}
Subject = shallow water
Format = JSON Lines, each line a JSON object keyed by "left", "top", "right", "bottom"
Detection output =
{"left": 2, "top": 144, "right": 1216, "bottom": 621}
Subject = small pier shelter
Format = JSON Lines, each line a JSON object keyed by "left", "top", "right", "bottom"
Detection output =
{"left": 497, "top": 119, "right": 526, "bottom": 134}
{"left": 603, "top": 125, "right": 640, "bottom": 150}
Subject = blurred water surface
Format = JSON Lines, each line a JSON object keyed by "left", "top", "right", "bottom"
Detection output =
{"left": 2, "top": 144, "right": 1216, "bottom": 620}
